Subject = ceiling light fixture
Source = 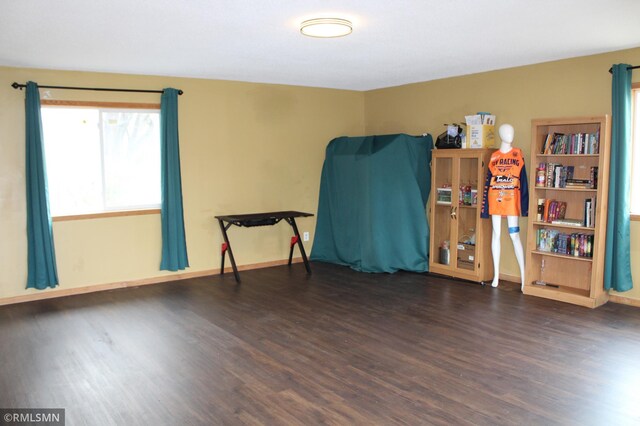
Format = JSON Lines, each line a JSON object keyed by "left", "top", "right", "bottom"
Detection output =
{"left": 300, "top": 18, "right": 352, "bottom": 38}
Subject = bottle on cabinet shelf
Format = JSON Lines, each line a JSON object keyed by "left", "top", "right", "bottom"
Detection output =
{"left": 536, "top": 163, "right": 546, "bottom": 187}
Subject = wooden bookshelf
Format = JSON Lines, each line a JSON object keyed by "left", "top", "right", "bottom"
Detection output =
{"left": 524, "top": 116, "right": 610, "bottom": 308}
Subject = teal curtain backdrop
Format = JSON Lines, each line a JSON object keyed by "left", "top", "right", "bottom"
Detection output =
{"left": 311, "top": 134, "right": 432, "bottom": 273}
{"left": 160, "top": 88, "right": 189, "bottom": 271}
{"left": 604, "top": 64, "right": 633, "bottom": 292}
{"left": 25, "top": 81, "right": 59, "bottom": 289}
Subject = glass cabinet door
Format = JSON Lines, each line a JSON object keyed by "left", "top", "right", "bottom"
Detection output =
{"left": 432, "top": 156, "right": 454, "bottom": 268}
{"left": 456, "top": 157, "right": 480, "bottom": 272}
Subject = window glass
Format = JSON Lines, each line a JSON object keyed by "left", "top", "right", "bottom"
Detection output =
{"left": 41, "top": 106, "right": 161, "bottom": 216}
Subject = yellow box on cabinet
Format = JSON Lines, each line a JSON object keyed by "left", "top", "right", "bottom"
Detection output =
{"left": 467, "top": 124, "right": 495, "bottom": 148}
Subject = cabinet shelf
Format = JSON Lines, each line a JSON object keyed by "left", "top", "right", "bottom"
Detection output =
{"left": 531, "top": 221, "right": 594, "bottom": 231}
{"left": 523, "top": 284, "right": 606, "bottom": 308}
{"left": 530, "top": 250, "right": 593, "bottom": 262}
{"left": 536, "top": 154, "right": 599, "bottom": 158}
{"left": 524, "top": 115, "right": 610, "bottom": 308}
{"left": 534, "top": 187, "right": 597, "bottom": 192}
{"left": 528, "top": 283, "right": 590, "bottom": 296}
{"left": 436, "top": 203, "right": 478, "bottom": 208}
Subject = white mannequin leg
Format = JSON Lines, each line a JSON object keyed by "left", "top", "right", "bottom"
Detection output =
{"left": 507, "top": 216, "right": 526, "bottom": 291}
{"left": 490, "top": 215, "right": 502, "bottom": 287}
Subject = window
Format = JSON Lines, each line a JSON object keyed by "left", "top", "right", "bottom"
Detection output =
{"left": 631, "top": 84, "right": 640, "bottom": 216}
{"left": 41, "top": 103, "right": 161, "bottom": 217}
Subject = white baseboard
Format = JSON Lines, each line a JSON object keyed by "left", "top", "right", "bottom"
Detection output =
{"left": 0, "top": 258, "right": 303, "bottom": 306}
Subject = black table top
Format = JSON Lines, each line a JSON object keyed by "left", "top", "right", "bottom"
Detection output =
{"left": 216, "top": 211, "right": 314, "bottom": 228}
{"left": 215, "top": 211, "right": 313, "bottom": 222}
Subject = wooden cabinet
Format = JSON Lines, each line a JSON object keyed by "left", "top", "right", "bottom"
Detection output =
{"left": 524, "top": 115, "right": 611, "bottom": 308}
{"left": 429, "top": 149, "right": 494, "bottom": 282}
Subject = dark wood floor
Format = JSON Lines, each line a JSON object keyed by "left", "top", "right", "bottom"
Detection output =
{"left": 2, "top": 263, "right": 640, "bottom": 425}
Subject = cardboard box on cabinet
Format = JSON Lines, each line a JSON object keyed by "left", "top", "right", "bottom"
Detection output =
{"left": 467, "top": 124, "right": 495, "bottom": 148}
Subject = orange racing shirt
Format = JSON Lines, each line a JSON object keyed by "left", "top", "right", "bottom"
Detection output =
{"left": 480, "top": 148, "right": 529, "bottom": 218}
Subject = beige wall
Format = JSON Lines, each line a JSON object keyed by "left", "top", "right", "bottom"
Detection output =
{"left": 364, "top": 47, "right": 640, "bottom": 300}
{"left": 2, "top": 47, "right": 640, "bottom": 303}
{"left": 0, "top": 67, "right": 365, "bottom": 299}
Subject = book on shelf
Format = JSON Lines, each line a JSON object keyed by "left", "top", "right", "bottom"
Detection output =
{"left": 566, "top": 178, "right": 591, "bottom": 185}
{"left": 541, "top": 131, "right": 600, "bottom": 155}
{"left": 537, "top": 198, "right": 567, "bottom": 223}
{"left": 565, "top": 165, "right": 574, "bottom": 181}
{"left": 536, "top": 198, "right": 545, "bottom": 222}
{"left": 541, "top": 133, "right": 554, "bottom": 154}
{"left": 545, "top": 162, "right": 555, "bottom": 187}
{"left": 553, "top": 164, "right": 563, "bottom": 188}
{"left": 558, "top": 165, "right": 574, "bottom": 188}
{"left": 550, "top": 218, "right": 584, "bottom": 227}
{"left": 584, "top": 197, "right": 596, "bottom": 228}
{"left": 557, "top": 201, "right": 567, "bottom": 220}
{"left": 543, "top": 199, "right": 551, "bottom": 222}
{"left": 536, "top": 197, "right": 595, "bottom": 227}
{"left": 565, "top": 178, "right": 592, "bottom": 189}
{"left": 589, "top": 130, "right": 600, "bottom": 154}
{"left": 590, "top": 167, "right": 598, "bottom": 189}
{"left": 536, "top": 228, "right": 594, "bottom": 257}
{"left": 538, "top": 163, "right": 581, "bottom": 188}
{"left": 551, "top": 133, "right": 564, "bottom": 154}
{"left": 537, "top": 173, "right": 595, "bottom": 189}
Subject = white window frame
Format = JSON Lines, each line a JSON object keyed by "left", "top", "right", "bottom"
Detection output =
{"left": 41, "top": 100, "right": 162, "bottom": 222}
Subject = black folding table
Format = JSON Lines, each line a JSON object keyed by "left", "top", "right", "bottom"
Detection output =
{"left": 215, "top": 211, "right": 313, "bottom": 282}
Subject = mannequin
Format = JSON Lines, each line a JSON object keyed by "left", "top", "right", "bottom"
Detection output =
{"left": 480, "top": 124, "right": 528, "bottom": 290}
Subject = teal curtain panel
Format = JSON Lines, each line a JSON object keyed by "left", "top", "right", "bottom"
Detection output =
{"left": 25, "top": 81, "right": 59, "bottom": 289}
{"left": 604, "top": 64, "right": 633, "bottom": 292}
{"left": 160, "top": 88, "right": 189, "bottom": 271}
{"left": 311, "top": 134, "right": 432, "bottom": 273}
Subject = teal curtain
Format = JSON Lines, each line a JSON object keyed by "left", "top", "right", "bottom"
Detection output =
{"left": 25, "top": 81, "right": 59, "bottom": 289}
{"left": 604, "top": 64, "right": 633, "bottom": 291}
{"left": 160, "top": 88, "right": 189, "bottom": 271}
{"left": 311, "top": 134, "right": 432, "bottom": 273}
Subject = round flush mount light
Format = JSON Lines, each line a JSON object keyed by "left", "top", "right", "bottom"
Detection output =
{"left": 300, "top": 18, "right": 352, "bottom": 38}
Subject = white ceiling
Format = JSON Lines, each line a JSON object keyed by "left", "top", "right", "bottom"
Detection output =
{"left": 1, "top": 0, "right": 640, "bottom": 91}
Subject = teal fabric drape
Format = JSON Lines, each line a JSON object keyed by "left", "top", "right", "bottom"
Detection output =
{"left": 160, "top": 88, "right": 189, "bottom": 271}
{"left": 25, "top": 81, "right": 59, "bottom": 289}
{"left": 604, "top": 64, "right": 633, "bottom": 292}
{"left": 311, "top": 134, "right": 432, "bottom": 273}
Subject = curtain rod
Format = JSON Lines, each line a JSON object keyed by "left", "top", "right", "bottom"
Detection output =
{"left": 608, "top": 65, "right": 640, "bottom": 74}
{"left": 11, "top": 82, "right": 183, "bottom": 95}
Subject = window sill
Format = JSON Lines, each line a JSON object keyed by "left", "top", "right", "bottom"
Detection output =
{"left": 631, "top": 215, "right": 640, "bottom": 222}
{"left": 52, "top": 209, "right": 161, "bottom": 222}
